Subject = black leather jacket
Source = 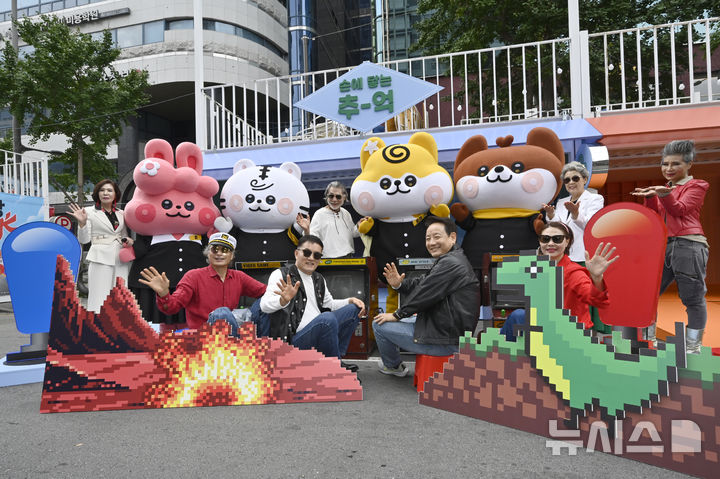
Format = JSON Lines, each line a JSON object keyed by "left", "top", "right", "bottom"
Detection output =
{"left": 395, "top": 246, "right": 480, "bottom": 345}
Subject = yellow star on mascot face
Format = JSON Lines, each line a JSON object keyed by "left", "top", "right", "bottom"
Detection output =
{"left": 350, "top": 132, "right": 454, "bottom": 312}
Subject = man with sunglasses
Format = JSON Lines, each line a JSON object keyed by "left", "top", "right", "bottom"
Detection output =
{"left": 138, "top": 233, "right": 267, "bottom": 331}
{"left": 260, "top": 234, "right": 366, "bottom": 368}
{"left": 309, "top": 181, "right": 365, "bottom": 258}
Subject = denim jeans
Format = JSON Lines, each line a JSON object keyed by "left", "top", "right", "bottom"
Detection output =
{"left": 207, "top": 298, "right": 269, "bottom": 337}
{"left": 290, "top": 303, "right": 361, "bottom": 358}
{"left": 372, "top": 317, "right": 458, "bottom": 369}
{"left": 499, "top": 309, "right": 527, "bottom": 342}
{"left": 659, "top": 238, "right": 708, "bottom": 330}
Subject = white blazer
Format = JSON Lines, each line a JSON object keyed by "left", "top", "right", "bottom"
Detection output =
{"left": 548, "top": 189, "right": 604, "bottom": 262}
{"left": 77, "top": 206, "right": 129, "bottom": 266}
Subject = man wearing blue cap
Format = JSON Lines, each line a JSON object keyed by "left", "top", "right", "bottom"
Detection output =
{"left": 139, "top": 232, "right": 266, "bottom": 333}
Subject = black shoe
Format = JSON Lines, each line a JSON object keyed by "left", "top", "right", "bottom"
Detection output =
{"left": 341, "top": 361, "right": 359, "bottom": 372}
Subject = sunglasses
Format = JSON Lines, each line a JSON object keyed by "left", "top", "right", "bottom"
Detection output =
{"left": 326, "top": 194, "right": 344, "bottom": 200}
{"left": 563, "top": 175, "right": 583, "bottom": 184}
{"left": 538, "top": 235, "right": 567, "bottom": 244}
{"left": 298, "top": 248, "right": 323, "bottom": 260}
{"left": 210, "top": 245, "right": 233, "bottom": 254}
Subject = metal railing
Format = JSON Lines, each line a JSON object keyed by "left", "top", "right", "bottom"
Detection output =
{"left": 207, "top": 92, "right": 270, "bottom": 150}
{"left": 0, "top": 149, "right": 50, "bottom": 214}
{"left": 588, "top": 17, "right": 720, "bottom": 113}
{"left": 204, "top": 16, "right": 719, "bottom": 150}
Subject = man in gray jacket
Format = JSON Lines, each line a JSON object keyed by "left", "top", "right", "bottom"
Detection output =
{"left": 372, "top": 216, "right": 480, "bottom": 377}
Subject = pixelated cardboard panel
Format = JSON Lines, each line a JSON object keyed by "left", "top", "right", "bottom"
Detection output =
{"left": 40, "top": 257, "right": 362, "bottom": 413}
{"left": 421, "top": 342, "right": 720, "bottom": 478}
{"left": 420, "top": 253, "right": 720, "bottom": 478}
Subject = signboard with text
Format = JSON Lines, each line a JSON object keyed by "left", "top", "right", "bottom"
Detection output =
{"left": 294, "top": 61, "right": 443, "bottom": 133}
{"left": 0, "top": 193, "right": 45, "bottom": 300}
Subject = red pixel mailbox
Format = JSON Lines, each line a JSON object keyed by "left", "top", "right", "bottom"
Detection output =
{"left": 584, "top": 202, "right": 667, "bottom": 328}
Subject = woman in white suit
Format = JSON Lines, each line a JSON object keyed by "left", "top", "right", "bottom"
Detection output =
{"left": 542, "top": 161, "right": 607, "bottom": 333}
{"left": 69, "top": 180, "right": 134, "bottom": 313}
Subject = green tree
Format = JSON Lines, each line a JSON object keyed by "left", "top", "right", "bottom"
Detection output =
{"left": 0, "top": 16, "right": 149, "bottom": 200}
{"left": 415, "top": 0, "right": 719, "bottom": 54}
{"left": 414, "top": 1, "right": 719, "bottom": 120}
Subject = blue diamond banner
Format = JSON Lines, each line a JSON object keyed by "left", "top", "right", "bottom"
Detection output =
{"left": 294, "top": 61, "right": 444, "bottom": 133}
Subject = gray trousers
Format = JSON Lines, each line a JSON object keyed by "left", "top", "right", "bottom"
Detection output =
{"left": 659, "top": 238, "right": 709, "bottom": 330}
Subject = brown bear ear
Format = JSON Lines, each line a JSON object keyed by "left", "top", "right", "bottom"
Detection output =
{"left": 360, "top": 137, "right": 385, "bottom": 171}
{"left": 455, "top": 135, "right": 488, "bottom": 171}
{"left": 526, "top": 127, "right": 564, "bottom": 163}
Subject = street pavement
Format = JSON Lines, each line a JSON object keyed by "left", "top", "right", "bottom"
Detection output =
{"left": 0, "top": 304, "right": 689, "bottom": 479}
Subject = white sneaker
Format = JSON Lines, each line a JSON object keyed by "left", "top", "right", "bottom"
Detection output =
{"left": 378, "top": 362, "right": 409, "bottom": 377}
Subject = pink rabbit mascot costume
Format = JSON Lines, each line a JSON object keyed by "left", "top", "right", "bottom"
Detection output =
{"left": 123, "top": 139, "right": 220, "bottom": 331}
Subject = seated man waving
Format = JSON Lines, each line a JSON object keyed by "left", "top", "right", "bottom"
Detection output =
{"left": 138, "top": 232, "right": 266, "bottom": 334}
{"left": 373, "top": 216, "right": 480, "bottom": 377}
{"left": 260, "top": 234, "right": 366, "bottom": 371}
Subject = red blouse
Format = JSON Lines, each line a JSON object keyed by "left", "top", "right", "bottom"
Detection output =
{"left": 558, "top": 255, "right": 609, "bottom": 329}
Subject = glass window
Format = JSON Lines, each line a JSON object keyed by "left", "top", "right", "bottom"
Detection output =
{"left": 65, "top": 0, "right": 77, "bottom": 7}
{"left": 18, "top": 0, "right": 38, "bottom": 8}
{"left": 116, "top": 24, "right": 142, "bottom": 48}
{"left": 166, "top": 19, "right": 193, "bottom": 30}
{"left": 40, "top": 3, "right": 52, "bottom": 12}
{"left": 215, "top": 21, "right": 234, "bottom": 36}
{"left": 77, "top": 0, "right": 89, "bottom": 5}
{"left": 143, "top": 20, "right": 164, "bottom": 44}
{"left": 0, "top": 1, "right": 10, "bottom": 13}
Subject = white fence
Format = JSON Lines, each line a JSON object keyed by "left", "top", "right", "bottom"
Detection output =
{"left": 204, "top": 16, "right": 720, "bottom": 150}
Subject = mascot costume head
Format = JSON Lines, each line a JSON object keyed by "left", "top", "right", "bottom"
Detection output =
{"left": 125, "top": 140, "right": 220, "bottom": 236}
{"left": 351, "top": 132, "right": 453, "bottom": 312}
{"left": 214, "top": 159, "right": 310, "bottom": 262}
{"left": 450, "top": 126, "right": 564, "bottom": 268}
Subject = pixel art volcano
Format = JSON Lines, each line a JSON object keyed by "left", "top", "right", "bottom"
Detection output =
{"left": 40, "top": 257, "right": 362, "bottom": 413}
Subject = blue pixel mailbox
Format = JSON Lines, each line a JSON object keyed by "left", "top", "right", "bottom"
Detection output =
{"left": 2, "top": 222, "right": 81, "bottom": 362}
{"left": 294, "top": 61, "right": 443, "bottom": 133}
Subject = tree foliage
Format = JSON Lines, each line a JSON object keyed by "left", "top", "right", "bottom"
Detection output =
{"left": 0, "top": 16, "right": 149, "bottom": 200}
{"left": 415, "top": 0, "right": 720, "bottom": 55}
{"left": 412, "top": 1, "right": 719, "bottom": 121}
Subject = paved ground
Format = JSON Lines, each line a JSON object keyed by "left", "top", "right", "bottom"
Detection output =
{"left": 0, "top": 304, "right": 689, "bottom": 478}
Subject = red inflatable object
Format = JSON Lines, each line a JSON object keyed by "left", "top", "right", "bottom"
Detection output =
{"left": 584, "top": 202, "right": 667, "bottom": 328}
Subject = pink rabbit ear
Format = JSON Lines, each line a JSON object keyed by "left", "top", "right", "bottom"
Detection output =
{"left": 175, "top": 142, "right": 203, "bottom": 172}
{"left": 144, "top": 139, "right": 174, "bottom": 164}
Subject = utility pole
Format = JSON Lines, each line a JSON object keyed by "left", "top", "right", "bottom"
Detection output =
{"left": 10, "top": 0, "right": 21, "bottom": 155}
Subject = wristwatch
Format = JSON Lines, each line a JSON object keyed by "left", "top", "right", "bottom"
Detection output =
{"left": 393, "top": 311, "right": 401, "bottom": 320}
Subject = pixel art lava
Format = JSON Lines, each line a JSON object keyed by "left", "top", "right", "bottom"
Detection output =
{"left": 40, "top": 257, "right": 362, "bottom": 413}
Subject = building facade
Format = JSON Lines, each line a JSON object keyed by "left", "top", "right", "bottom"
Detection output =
{"left": 1, "top": 0, "right": 290, "bottom": 184}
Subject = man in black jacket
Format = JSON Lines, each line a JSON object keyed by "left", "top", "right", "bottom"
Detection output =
{"left": 372, "top": 216, "right": 480, "bottom": 376}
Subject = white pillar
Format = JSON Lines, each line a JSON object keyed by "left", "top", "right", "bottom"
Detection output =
{"left": 568, "top": 0, "right": 582, "bottom": 118}
{"left": 568, "top": 0, "right": 591, "bottom": 118}
{"left": 193, "top": 0, "right": 206, "bottom": 149}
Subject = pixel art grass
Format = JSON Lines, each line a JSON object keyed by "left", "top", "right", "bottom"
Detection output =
{"left": 420, "top": 255, "right": 720, "bottom": 478}
{"left": 40, "top": 256, "right": 362, "bottom": 413}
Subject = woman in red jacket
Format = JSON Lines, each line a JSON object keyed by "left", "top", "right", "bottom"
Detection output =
{"left": 632, "top": 140, "right": 709, "bottom": 353}
{"left": 501, "top": 221, "right": 617, "bottom": 340}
